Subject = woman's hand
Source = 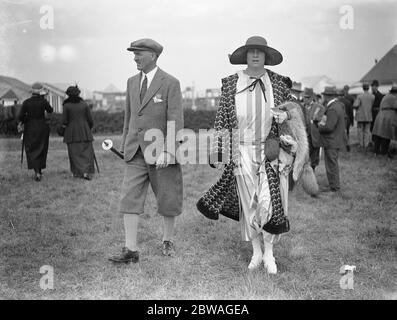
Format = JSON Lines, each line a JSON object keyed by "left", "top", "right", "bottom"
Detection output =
{"left": 280, "top": 135, "right": 298, "bottom": 153}
{"left": 214, "top": 162, "right": 225, "bottom": 170}
{"left": 271, "top": 109, "right": 288, "bottom": 124}
{"left": 17, "top": 122, "right": 24, "bottom": 133}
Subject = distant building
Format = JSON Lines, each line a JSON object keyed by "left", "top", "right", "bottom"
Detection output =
{"left": 0, "top": 75, "right": 31, "bottom": 104}
{"left": 349, "top": 44, "right": 397, "bottom": 95}
{"left": 93, "top": 84, "right": 126, "bottom": 113}
{"left": 41, "top": 83, "right": 67, "bottom": 113}
{"left": 182, "top": 86, "right": 220, "bottom": 110}
{"left": 0, "top": 89, "right": 19, "bottom": 107}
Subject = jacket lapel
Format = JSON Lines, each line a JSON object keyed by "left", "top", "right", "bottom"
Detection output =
{"left": 130, "top": 74, "right": 141, "bottom": 110}
{"left": 139, "top": 68, "right": 165, "bottom": 112}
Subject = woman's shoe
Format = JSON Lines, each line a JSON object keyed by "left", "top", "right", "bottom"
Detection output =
{"left": 263, "top": 254, "right": 277, "bottom": 274}
{"left": 83, "top": 173, "right": 92, "bottom": 180}
{"left": 248, "top": 255, "right": 263, "bottom": 270}
{"left": 34, "top": 173, "right": 41, "bottom": 182}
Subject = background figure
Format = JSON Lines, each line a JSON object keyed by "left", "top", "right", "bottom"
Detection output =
{"left": 61, "top": 85, "right": 95, "bottom": 180}
{"left": 18, "top": 83, "right": 53, "bottom": 181}
{"left": 353, "top": 83, "right": 375, "bottom": 150}
{"left": 372, "top": 83, "right": 397, "bottom": 157}
{"left": 303, "top": 87, "right": 325, "bottom": 171}
{"left": 318, "top": 86, "right": 347, "bottom": 192}
{"left": 370, "top": 80, "right": 384, "bottom": 133}
{"left": 340, "top": 85, "right": 354, "bottom": 151}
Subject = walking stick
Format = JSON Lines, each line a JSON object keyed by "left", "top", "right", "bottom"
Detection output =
{"left": 93, "top": 149, "right": 100, "bottom": 174}
{"left": 102, "top": 139, "right": 124, "bottom": 159}
{"left": 20, "top": 133, "right": 24, "bottom": 168}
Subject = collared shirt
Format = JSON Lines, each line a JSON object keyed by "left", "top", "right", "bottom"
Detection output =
{"left": 140, "top": 66, "right": 158, "bottom": 89}
{"left": 327, "top": 98, "right": 338, "bottom": 107}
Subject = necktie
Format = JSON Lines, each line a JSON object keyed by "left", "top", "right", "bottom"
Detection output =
{"left": 140, "top": 75, "right": 147, "bottom": 103}
{"left": 236, "top": 75, "right": 267, "bottom": 102}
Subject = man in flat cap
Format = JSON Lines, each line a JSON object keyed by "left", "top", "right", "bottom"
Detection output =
{"left": 109, "top": 38, "right": 184, "bottom": 263}
{"left": 317, "top": 86, "right": 347, "bottom": 192}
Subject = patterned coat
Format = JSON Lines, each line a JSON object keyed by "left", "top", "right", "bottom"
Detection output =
{"left": 197, "top": 70, "right": 308, "bottom": 223}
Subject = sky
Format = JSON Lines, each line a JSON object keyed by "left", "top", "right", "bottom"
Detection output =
{"left": 0, "top": 0, "right": 396, "bottom": 92}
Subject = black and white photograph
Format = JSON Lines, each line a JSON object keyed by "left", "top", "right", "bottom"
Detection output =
{"left": 0, "top": 0, "right": 396, "bottom": 304}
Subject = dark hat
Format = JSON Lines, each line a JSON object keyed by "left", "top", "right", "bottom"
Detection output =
{"left": 371, "top": 80, "right": 379, "bottom": 87}
{"left": 66, "top": 85, "right": 81, "bottom": 97}
{"left": 321, "top": 86, "right": 337, "bottom": 96}
{"left": 229, "top": 36, "right": 283, "bottom": 66}
{"left": 291, "top": 81, "right": 302, "bottom": 93}
{"left": 127, "top": 38, "right": 163, "bottom": 56}
{"left": 303, "top": 87, "right": 314, "bottom": 98}
{"left": 31, "top": 82, "right": 44, "bottom": 94}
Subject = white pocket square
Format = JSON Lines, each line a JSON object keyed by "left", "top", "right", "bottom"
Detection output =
{"left": 153, "top": 95, "right": 163, "bottom": 103}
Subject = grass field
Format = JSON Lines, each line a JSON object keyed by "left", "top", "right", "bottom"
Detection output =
{"left": 0, "top": 133, "right": 396, "bottom": 300}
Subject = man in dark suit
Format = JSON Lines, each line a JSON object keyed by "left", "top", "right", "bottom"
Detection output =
{"left": 303, "top": 87, "right": 325, "bottom": 171}
{"left": 370, "top": 80, "right": 384, "bottom": 132}
{"left": 109, "top": 38, "right": 184, "bottom": 263}
{"left": 317, "top": 86, "right": 347, "bottom": 192}
{"left": 338, "top": 87, "right": 354, "bottom": 151}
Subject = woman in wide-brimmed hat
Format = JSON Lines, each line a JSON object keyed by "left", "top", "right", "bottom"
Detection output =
{"left": 371, "top": 83, "right": 397, "bottom": 157}
{"left": 197, "top": 36, "right": 309, "bottom": 274}
{"left": 61, "top": 85, "right": 95, "bottom": 180}
{"left": 18, "top": 83, "right": 53, "bottom": 181}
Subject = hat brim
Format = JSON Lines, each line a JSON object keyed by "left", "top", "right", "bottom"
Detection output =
{"left": 229, "top": 44, "right": 283, "bottom": 65}
{"left": 127, "top": 46, "right": 160, "bottom": 55}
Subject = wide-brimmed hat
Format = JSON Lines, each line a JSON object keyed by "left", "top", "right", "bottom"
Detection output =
{"left": 127, "top": 38, "right": 163, "bottom": 56}
{"left": 229, "top": 36, "right": 283, "bottom": 65}
{"left": 31, "top": 82, "right": 44, "bottom": 94}
{"left": 303, "top": 87, "right": 314, "bottom": 98}
{"left": 66, "top": 85, "right": 81, "bottom": 97}
{"left": 321, "top": 86, "right": 337, "bottom": 96}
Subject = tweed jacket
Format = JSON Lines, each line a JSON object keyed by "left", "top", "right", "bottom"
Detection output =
{"left": 197, "top": 70, "right": 308, "bottom": 221}
{"left": 120, "top": 68, "right": 183, "bottom": 164}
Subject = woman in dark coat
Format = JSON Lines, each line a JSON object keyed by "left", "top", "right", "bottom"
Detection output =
{"left": 61, "top": 85, "right": 95, "bottom": 180}
{"left": 18, "top": 82, "right": 53, "bottom": 181}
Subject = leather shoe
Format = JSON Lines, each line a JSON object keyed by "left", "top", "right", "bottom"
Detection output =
{"left": 320, "top": 186, "right": 338, "bottom": 193}
{"left": 162, "top": 240, "right": 174, "bottom": 256}
{"left": 108, "top": 247, "right": 139, "bottom": 263}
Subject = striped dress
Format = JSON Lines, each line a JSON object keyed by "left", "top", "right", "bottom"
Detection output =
{"left": 234, "top": 70, "right": 292, "bottom": 243}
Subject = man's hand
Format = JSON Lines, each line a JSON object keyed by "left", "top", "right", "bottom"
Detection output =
{"left": 156, "top": 151, "right": 171, "bottom": 169}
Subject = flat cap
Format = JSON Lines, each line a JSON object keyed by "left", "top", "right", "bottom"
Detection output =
{"left": 127, "top": 38, "right": 163, "bottom": 56}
